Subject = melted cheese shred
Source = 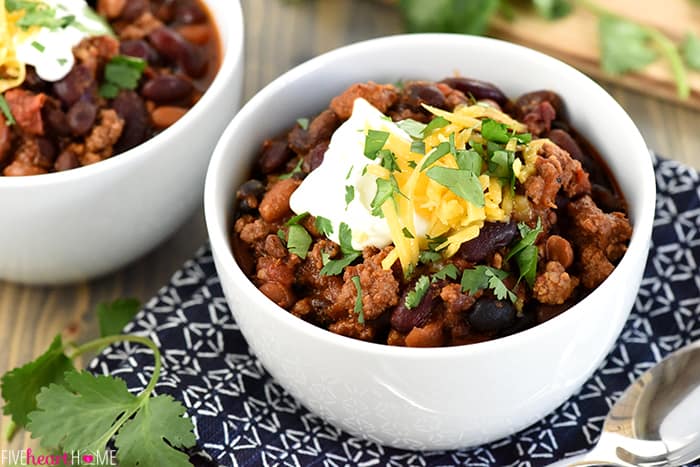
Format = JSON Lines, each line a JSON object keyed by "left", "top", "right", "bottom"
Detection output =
{"left": 377, "top": 102, "right": 536, "bottom": 272}
{"left": 0, "top": 7, "right": 26, "bottom": 94}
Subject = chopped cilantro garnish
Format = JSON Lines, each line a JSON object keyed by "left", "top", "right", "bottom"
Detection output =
{"left": 364, "top": 130, "right": 389, "bottom": 159}
{"left": 470, "top": 141, "right": 486, "bottom": 157}
{"left": 345, "top": 185, "right": 355, "bottom": 208}
{"left": 448, "top": 132, "right": 457, "bottom": 155}
{"left": 397, "top": 118, "right": 427, "bottom": 139}
{"left": 455, "top": 149, "right": 482, "bottom": 174}
{"left": 286, "top": 212, "right": 309, "bottom": 226}
{"left": 461, "top": 266, "right": 516, "bottom": 302}
{"left": 351, "top": 276, "right": 365, "bottom": 324}
{"left": 0, "top": 95, "right": 16, "bottom": 126}
{"left": 419, "top": 141, "right": 451, "bottom": 171}
{"left": 370, "top": 178, "right": 395, "bottom": 217}
{"left": 338, "top": 222, "right": 360, "bottom": 255}
{"left": 315, "top": 216, "right": 333, "bottom": 236}
{"left": 407, "top": 160, "right": 417, "bottom": 169}
{"left": 506, "top": 219, "right": 543, "bottom": 261}
{"left": 286, "top": 225, "right": 312, "bottom": 259}
{"left": 278, "top": 158, "right": 303, "bottom": 180}
{"left": 506, "top": 219, "right": 543, "bottom": 287}
{"left": 401, "top": 227, "right": 414, "bottom": 239}
{"left": 426, "top": 166, "right": 485, "bottom": 207}
{"left": 99, "top": 55, "right": 146, "bottom": 99}
{"left": 379, "top": 149, "right": 401, "bottom": 172}
{"left": 346, "top": 166, "right": 353, "bottom": 179}
{"left": 488, "top": 150, "right": 514, "bottom": 179}
{"left": 57, "top": 58, "right": 68, "bottom": 66}
{"left": 320, "top": 253, "right": 360, "bottom": 276}
{"left": 31, "top": 41, "right": 45, "bottom": 52}
{"left": 405, "top": 276, "right": 430, "bottom": 309}
{"left": 516, "top": 132, "right": 532, "bottom": 144}
{"left": 422, "top": 116, "right": 450, "bottom": 137}
{"left": 410, "top": 141, "right": 425, "bottom": 155}
{"left": 432, "top": 264, "right": 459, "bottom": 281}
{"left": 296, "top": 117, "right": 309, "bottom": 130}
{"left": 277, "top": 229, "right": 286, "bottom": 243}
{"left": 419, "top": 250, "right": 442, "bottom": 264}
{"left": 481, "top": 118, "right": 511, "bottom": 143}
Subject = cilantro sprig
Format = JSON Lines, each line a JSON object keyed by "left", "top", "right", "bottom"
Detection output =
{"left": 320, "top": 222, "right": 361, "bottom": 276}
{"left": 506, "top": 219, "right": 543, "bottom": 287}
{"left": 1, "top": 300, "right": 195, "bottom": 467}
{"left": 461, "top": 266, "right": 517, "bottom": 302}
{"left": 99, "top": 55, "right": 147, "bottom": 99}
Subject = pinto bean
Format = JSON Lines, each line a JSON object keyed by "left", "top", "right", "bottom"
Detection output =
{"left": 67, "top": 100, "right": 98, "bottom": 136}
{"left": 142, "top": 75, "right": 193, "bottom": 103}
{"left": 457, "top": 222, "right": 518, "bottom": 262}
{"left": 405, "top": 321, "right": 445, "bottom": 347}
{"left": 439, "top": 77, "right": 508, "bottom": 105}
{"left": 545, "top": 235, "right": 574, "bottom": 268}
{"left": 151, "top": 106, "right": 187, "bottom": 129}
{"left": 259, "top": 282, "right": 295, "bottom": 309}
{"left": 259, "top": 178, "right": 301, "bottom": 222}
{"left": 259, "top": 140, "right": 293, "bottom": 174}
{"left": 97, "top": 0, "right": 126, "bottom": 18}
{"left": 176, "top": 24, "right": 211, "bottom": 45}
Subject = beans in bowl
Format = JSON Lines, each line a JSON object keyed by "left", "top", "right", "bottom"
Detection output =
{"left": 0, "top": 0, "right": 220, "bottom": 176}
{"left": 232, "top": 78, "right": 632, "bottom": 347}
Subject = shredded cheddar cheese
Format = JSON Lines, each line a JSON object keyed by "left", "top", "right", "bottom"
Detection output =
{"left": 0, "top": 6, "right": 28, "bottom": 94}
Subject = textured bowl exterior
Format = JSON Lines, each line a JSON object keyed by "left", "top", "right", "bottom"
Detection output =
{"left": 0, "top": 0, "right": 244, "bottom": 284}
{"left": 205, "top": 34, "right": 655, "bottom": 450}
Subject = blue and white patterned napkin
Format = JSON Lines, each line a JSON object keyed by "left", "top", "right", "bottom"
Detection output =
{"left": 89, "top": 155, "right": 700, "bottom": 467}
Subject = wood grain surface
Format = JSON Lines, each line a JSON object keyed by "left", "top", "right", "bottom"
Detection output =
{"left": 1, "top": 0, "right": 699, "bottom": 453}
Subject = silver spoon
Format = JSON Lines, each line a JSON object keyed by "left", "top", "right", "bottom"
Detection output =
{"left": 549, "top": 340, "right": 700, "bottom": 467}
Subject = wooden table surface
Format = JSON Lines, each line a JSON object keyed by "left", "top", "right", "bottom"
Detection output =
{"left": 2, "top": 0, "right": 700, "bottom": 452}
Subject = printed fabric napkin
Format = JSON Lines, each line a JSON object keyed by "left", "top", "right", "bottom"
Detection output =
{"left": 89, "top": 154, "right": 700, "bottom": 467}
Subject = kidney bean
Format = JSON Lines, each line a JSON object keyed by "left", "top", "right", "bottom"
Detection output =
{"left": 176, "top": 24, "right": 211, "bottom": 45}
{"left": 67, "top": 100, "right": 98, "bottom": 136}
{"left": 120, "top": 0, "right": 148, "bottom": 21}
{"left": 53, "top": 65, "right": 95, "bottom": 107}
{"left": 154, "top": 0, "right": 176, "bottom": 22}
{"left": 34, "top": 137, "right": 57, "bottom": 169}
{"left": 305, "top": 141, "right": 329, "bottom": 172}
{"left": 259, "top": 178, "right": 301, "bottom": 222}
{"left": 151, "top": 106, "right": 187, "bottom": 129}
{"left": 514, "top": 91, "right": 563, "bottom": 121}
{"left": 42, "top": 102, "right": 71, "bottom": 136}
{"left": 457, "top": 222, "right": 518, "bottom": 262}
{"left": 54, "top": 150, "right": 80, "bottom": 172}
{"left": 148, "top": 27, "right": 207, "bottom": 78}
{"left": 405, "top": 82, "right": 447, "bottom": 110}
{"left": 545, "top": 235, "right": 574, "bottom": 268}
{"left": 179, "top": 46, "right": 208, "bottom": 78}
{"left": 591, "top": 184, "right": 626, "bottom": 213}
{"left": 176, "top": 2, "right": 207, "bottom": 24}
{"left": 259, "top": 140, "right": 293, "bottom": 174}
{"left": 0, "top": 117, "right": 11, "bottom": 166}
{"left": 546, "top": 129, "right": 593, "bottom": 170}
{"left": 120, "top": 39, "right": 160, "bottom": 64}
{"left": 390, "top": 284, "right": 434, "bottom": 334}
{"left": 468, "top": 298, "right": 516, "bottom": 333}
{"left": 112, "top": 91, "right": 149, "bottom": 153}
{"left": 142, "top": 75, "right": 193, "bottom": 103}
{"left": 439, "top": 77, "right": 508, "bottom": 105}
{"left": 24, "top": 66, "right": 49, "bottom": 93}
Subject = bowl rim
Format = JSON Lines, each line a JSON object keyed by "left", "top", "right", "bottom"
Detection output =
{"left": 205, "top": 33, "right": 656, "bottom": 359}
{"left": 0, "top": 0, "right": 244, "bottom": 188}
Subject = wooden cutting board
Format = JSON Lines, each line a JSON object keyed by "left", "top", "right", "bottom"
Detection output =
{"left": 489, "top": 0, "right": 700, "bottom": 109}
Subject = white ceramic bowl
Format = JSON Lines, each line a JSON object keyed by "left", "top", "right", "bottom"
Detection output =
{"left": 0, "top": 0, "right": 244, "bottom": 284}
{"left": 205, "top": 34, "right": 655, "bottom": 450}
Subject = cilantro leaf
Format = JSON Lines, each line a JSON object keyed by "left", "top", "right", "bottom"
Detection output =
{"left": 1, "top": 335, "right": 75, "bottom": 428}
{"left": 682, "top": 33, "right": 700, "bottom": 70}
{"left": 338, "top": 222, "right": 360, "bottom": 255}
{"left": 99, "top": 55, "right": 146, "bottom": 99}
{"left": 432, "top": 264, "right": 459, "bottom": 281}
{"left": 97, "top": 299, "right": 140, "bottom": 338}
{"left": 410, "top": 140, "right": 425, "bottom": 155}
{"left": 419, "top": 250, "right": 442, "bottom": 264}
{"left": 397, "top": 118, "right": 427, "bottom": 139}
{"left": 405, "top": 275, "right": 430, "bottom": 309}
{"left": 370, "top": 178, "right": 396, "bottom": 217}
{"left": 485, "top": 268, "right": 517, "bottom": 302}
{"left": 351, "top": 276, "right": 365, "bottom": 324}
{"left": 420, "top": 141, "right": 451, "bottom": 171}
{"left": 515, "top": 244, "right": 539, "bottom": 288}
{"left": 364, "top": 130, "right": 389, "bottom": 159}
{"left": 399, "top": 0, "right": 500, "bottom": 36}
{"left": 278, "top": 158, "right": 303, "bottom": 180}
{"left": 315, "top": 216, "right": 333, "bottom": 236}
{"left": 27, "top": 371, "right": 139, "bottom": 451}
{"left": 379, "top": 149, "right": 401, "bottom": 172}
{"left": 345, "top": 185, "right": 355, "bottom": 208}
{"left": 296, "top": 117, "right": 309, "bottom": 130}
{"left": 505, "top": 219, "right": 543, "bottom": 261}
{"left": 286, "top": 211, "right": 309, "bottom": 226}
{"left": 115, "top": 395, "right": 195, "bottom": 467}
{"left": 455, "top": 149, "right": 482, "bottom": 174}
{"left": 461, "top": 266, "right": 516, "bottom": 302}
{"left": 422, "top": 116, "right": 450, "bottom": 137}
{"left": 426, "top": 166, "right": 485, "bottom": 206}
{"left": 320, "top": 253, "right": 360, "bottom": 276}
{"left": 481, "top": 119, "right": 511, "bottom": 143}
{"left": 402, "top": 227, "right": 415, "bottom": 239}
{"left": 533, "top": 0, "right": 572, "bottom": 20}
{"left": 599, "top": 16, "right": 657, "bottom": 74}
{"left": 287, "top": 224, "right": 312, "bottom": 259}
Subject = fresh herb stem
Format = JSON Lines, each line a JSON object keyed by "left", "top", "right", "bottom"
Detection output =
{"left": 574, "top": 0, "right": 689, "bottom": 99}
{"left": 5, "top": 420, "right": 17, "bottom": 442}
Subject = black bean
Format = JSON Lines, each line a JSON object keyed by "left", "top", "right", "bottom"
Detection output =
{"left": 176, "top": 2, "right": 207, "bottom": 24}
{"left": 67, "top": 100, "right": 98, "bottom": 136}
{"left": 457, "top": 222, "right": 518, "bottom": 262}
{"left": 53, "top": 65, "right": 95, "bottom": 107}
{"left": 259, "top": 140, "right": 293, "bottom": 174}
{"left": 24, "top": 66, "right": 49, "bottom": 93}
{"left": 120, "top": 39, "right": 160, "bottom": 65}
{"left": 500, "top": 310, "right": 538, "bottom": 336}
{"left": 112, "top": 91, "right": 149, "bottom": 153}
{"left": 440, "top": 77, "right": 508, "bottom": 105}
{"left": 468, "top": 299, "right": 516, "bottom": 333}
{"left": 405, "top": 82, "right": 447, "bottom": 109}
{"left": 236, "top": 179, "right": 265, "bottom": 213}
{"left": 141, "top": 75, "right": 193, "bottom": 103}
{"left": 391, "top": 284, "right": 434, "bottom": 333}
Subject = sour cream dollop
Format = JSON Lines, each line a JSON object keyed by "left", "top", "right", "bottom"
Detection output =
{"left": 13, "top": 0, "right": 112, "bottom": 82}
{"left": 289, "top": 98, "right": 429, "bottom": 251}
